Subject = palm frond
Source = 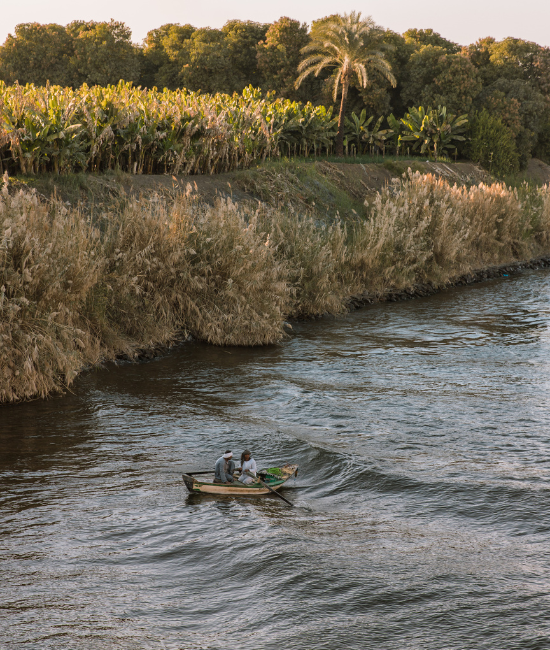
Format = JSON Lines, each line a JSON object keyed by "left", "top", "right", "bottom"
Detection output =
{"left": 296, "top": 12, "right": 396, "bottom": 98}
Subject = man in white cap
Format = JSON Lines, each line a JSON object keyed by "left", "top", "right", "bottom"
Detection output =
{"left": 214, "top": 450, "right": 236, "bottom": 484}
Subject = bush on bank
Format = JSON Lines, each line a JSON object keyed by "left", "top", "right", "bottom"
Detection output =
{"left": 1, "top": 171, "right": 550, "bottom": 403}
{"left": 466, "top": 110, "right": 520, "bottom": 177}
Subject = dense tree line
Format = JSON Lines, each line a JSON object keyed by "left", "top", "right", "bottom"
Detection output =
{"left": 0, "top": 17, "right": 549, "bottom": 165}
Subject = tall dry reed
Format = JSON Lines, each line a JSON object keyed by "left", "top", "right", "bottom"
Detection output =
{"left": 0, "top": 176, "right": 292, "bottom": 402}
{"left": 2, "top": 170, "right": 550, "bottom": 403}
{"left": 351, "top": 172, "right": 550, "bottom": 293}
{"left": 0, "top": 178, "right": 103, "bottom": 401}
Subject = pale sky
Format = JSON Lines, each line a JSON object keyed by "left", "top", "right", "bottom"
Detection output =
{"left": 1, "top": 0, "right": 549, "bottom": 48}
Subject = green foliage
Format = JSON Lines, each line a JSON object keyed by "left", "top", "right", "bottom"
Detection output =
{"left": 139, "top": 23, "right": 196, "bottom": 90}
{"left": 466, "top": 109, "right": 520, "bottom": 176}
{"left": 401, "top": 46, "right": 482, "bottom": 114}
{"left": 2, "top": 17, "right": 550, "bottom": 165}
{"left": 461, "top": 37, "right": 496, "bottom": 85}
{"left": 177, "top": 28, "right": 232, "bottom": 94}
{"left": 0, "top": 23, "right": 75, "bottom": 86}
{"left": 345, "top": 31, "right": 412, "bottom": 117}
{"left": 463, "top": 37, "right": 550, "bottom": 98}
{"left": 296, "top": 12, "right": 395, "bottom": 102}
{"left": 400, "top": 105, "right": 468, "bottom": 160}
{"left": 141, "top": 21, "right": 269, "bottom": 95}
{"left": 344, "top": 109, "right": 370, "bottom": 153}
{"left": 386, "top": 113, "right": 405, "bottom": 155}
{"left": 362, "top": 116, "right": 388, "bottom": 153}
{"left": 0, "top": 20, "right": 140, "bottom": 88}
{"left": 66, "top": 20, "right": 140, "bottom": 87}
{"left": 343, "top": 110, "right": 393, "bottom": 155}
{"left": 370, "top": 31, "right": 415, "bottom": 116}
{"left": 534, "top": 120, "right": 550, "bottom": 164}
{"left": 403, "top": 28, "right": 460, "bottom": 53}
{"left": 476, "top": 78, "right": 548, "bottom": 168}
{"left": 256, "top": 18, "right": 311, "bottom": 101}
{"left": 533, "top": 49, "right": 550, "bottom": 100}
{"left": 484, "top": 38, "right": 542, "bottom": 84}
{"left": 222, "top": 20, "right": 269, "bottom": 89}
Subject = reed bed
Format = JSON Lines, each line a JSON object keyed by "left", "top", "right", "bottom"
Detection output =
{"left": 2, "top": 170, "right": 549, "bottom": 403}
{"left": 0, "top": 82, "right": 336, "bottom": 176}
{"left": 0, "top": 175, "right": 292, "bottom": 402}
{"left": 350, "top": 173, "right": 550, "bottom": 294}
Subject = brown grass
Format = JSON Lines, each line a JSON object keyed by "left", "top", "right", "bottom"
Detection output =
{"left": 2, "top": 170, "right": 549, "bottom": 403}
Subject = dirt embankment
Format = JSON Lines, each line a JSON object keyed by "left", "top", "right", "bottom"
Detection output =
{"left": 128, "top": 160, "right": 494, "bottom": 205}
{"left": 15, "top": 158, "right": 550, "bottom": 211}
{"left": 127, "top": 158, "right": 550, "bottom": 203}
{"left": 525, "top": 158, "right": 550, "bottom": 184}
{"left": 91, "top": 158, "right": 550, "bottom": 217}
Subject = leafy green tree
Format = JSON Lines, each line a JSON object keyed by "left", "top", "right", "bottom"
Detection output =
{"left": 401, "top": 46, "right": 482, "bottom": 115}
{"left": 476, "top": 78, "right": 547, "bottom": 167}
{"left": 295, "top": 12, "right": 395, "bottom": 156}
{"left": 0, "top": 23, "right": 74, "bottom": 86}
{"left": 222, "top": 20, "right": 268, "bottom": 90}
{"left": 403, "top": 28, "right": 459, "bottom": 53}
{"left": 256, "top": 17, "right": 311, "bottom": 100}
{"left": 534, "top": 119, "right": 550, "bottom": 164}
{"left": 462, "top": 38, "right": 495, "bottom": 67}
{"left": 67, "top": 20, "right": 140, "bottom": 87}
{"left": 373, "top": 31, "right": 415, "bottom": 116}
{"left": 179, "top": 28, "right": 238, "bottom": 94}
{"left": 533, "top": 48, "right": 550, "bottom": 105}
{"left": 140, "top": 24, "right": 195, "bottom": 89}
{"left": 464, "top": 37, "right": 547, "bottom": 88}
{"left": 340, "top": 31, "right": 414, "bottom": 117}
{"left": 487, "top": 38, "right": 542, "bottom": 82}
{"left": 143, "top": 20, "right": 269, "bottom": 93}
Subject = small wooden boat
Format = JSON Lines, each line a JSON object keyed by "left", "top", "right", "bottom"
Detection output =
{"left": 182, "top": 464, "right": 298, "bottom": 496}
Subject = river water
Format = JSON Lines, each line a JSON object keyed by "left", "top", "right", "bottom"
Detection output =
{"left": 2, "top": 269, "right": 550, "bottom": 650}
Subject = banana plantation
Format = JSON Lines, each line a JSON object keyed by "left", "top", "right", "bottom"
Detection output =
{"left": 0, "top": 81, "right": 468, "bottom": 175}
{"left": 0, "top": 82, "right": 339, "bottom": 175}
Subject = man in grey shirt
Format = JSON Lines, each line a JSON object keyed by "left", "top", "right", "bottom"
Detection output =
{"left": 214, "top": 450, "right": 236, "bottom": 484}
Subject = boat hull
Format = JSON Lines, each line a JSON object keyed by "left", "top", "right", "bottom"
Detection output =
{"left": 182, "top": 464, "right": 298, "bottom": 496}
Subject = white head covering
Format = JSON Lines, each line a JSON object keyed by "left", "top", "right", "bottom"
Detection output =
{"left": 223, "top": 451, "right": 233, "bottom": 459}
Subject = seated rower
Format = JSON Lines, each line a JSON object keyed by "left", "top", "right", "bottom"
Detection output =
{"left": 238, "top": 449, "right": 257, "bottom": 484}
{"left": 214, "top": 450, "right": 235, "bottom": 484}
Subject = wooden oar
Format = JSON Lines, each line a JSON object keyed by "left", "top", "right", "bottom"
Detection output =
{"left": 246, "top": 471, "right": 293, "bottom": 507}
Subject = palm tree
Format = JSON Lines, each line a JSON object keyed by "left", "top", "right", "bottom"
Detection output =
{"left": 295, "top": 12, "right": 396, "bottom": 157}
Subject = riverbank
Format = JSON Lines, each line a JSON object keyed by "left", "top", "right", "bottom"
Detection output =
{"left": 2, "top": 162, "right": 550, "bottom": 403}
{"left": 346, "top": 255, "right": 550, "bottom": 311}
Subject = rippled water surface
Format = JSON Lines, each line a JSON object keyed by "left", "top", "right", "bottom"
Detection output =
{"left": 2, "top": 270, "right": 550, "bottom": 649}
